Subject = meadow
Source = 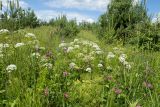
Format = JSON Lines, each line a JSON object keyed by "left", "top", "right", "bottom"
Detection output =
{"left": 0, "top": 26, "right": 160, "bottom": 107}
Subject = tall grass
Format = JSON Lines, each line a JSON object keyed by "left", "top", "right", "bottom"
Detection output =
{"left": 0, "top": 26, "right": 160, "bottom": 107}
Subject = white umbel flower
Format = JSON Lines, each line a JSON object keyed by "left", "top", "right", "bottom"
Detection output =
{"left": 74, "top": 45, "right": 80, "bottom": 49}
{"left": 107, "top": 52, "right": 115, "bottom": 59}
{"left": 0, "top": 29, "right": 9, "bottom": 34}
{"left": 67, "top": 47, "right": 74, "bottom": 53}
{"left": 32, "top": 52, "right": 40, "bottom": 58}
{"left": 125, "top": 63, "right": 131, "bottom": 70}
{"left": 59, "top": 43, "right": 67, "bottom": 48}
{"left": 95, "top": 50, "right": 103, "bottom": 54}
{"left": 86, "top": 67, "right": 92, "bottom": 73}
{"left": 119, "top": 54, "right": 127, "bottom": 63}
{"left": 25, "top": 33, "right": 36, "bottom": 38}
{"left": 0, "top": 43, "right": 9, "bottom": 48}
{"left": 15, "top": 43, "right": 25, "bottom": 48}
{"left": 43, "top": 63, "right": 53, "bottom": 69}
{"left": 6, "top": 64, "right": 17, "bottom": 72}
{"left": 98, "top": 64, "right": 103, "bottom": 68}
{"left": 69, "top": 62, "right": 76, "bottom": 69}
{"left": 74, "top": 39, "right": 79, "bottom": 43}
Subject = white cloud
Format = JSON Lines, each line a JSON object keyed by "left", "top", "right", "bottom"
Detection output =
{"left": 44, "top": 0, "right": 141, "bottom": 12}
{"left": 44, "top": 0, "right": 110, "bottom": 12}
{"left": 35, "top": 10, "right": 95, "bottom": 23}
{"left": 19, "top": 1, "right": 29, "bottom": 9}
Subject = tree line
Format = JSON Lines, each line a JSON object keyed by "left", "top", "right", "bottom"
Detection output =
{"left": 0, "top": 0, "right": 160, "bottom": 50}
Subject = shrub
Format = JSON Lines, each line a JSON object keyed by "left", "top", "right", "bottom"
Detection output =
{"left": 54, "top": 15, "right": 79, "bottom": 38}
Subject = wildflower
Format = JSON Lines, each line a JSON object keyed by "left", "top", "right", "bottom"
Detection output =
{"left": 125, "top": 62, "right": 131, "bottom": 69}
{"left": 25, "top": 33, "right": 36, "bottom": 38}
{"left": 86, "top": 67, "right": 92, "bottom": 73}
{"left": 32, "top": 52, "right": 40, "bottom": 58}
{"left": 63, "top": 71, "right": 69, "bottom": 77}
{"left": 43, "top": 63, "right": 53, "bottom": 69}
{"left": 64, "top": 93, "right": 69, "bottom": 99}
{"left": 119, "top": 56, "right": 126, "bottom": 63}
{"left": 0, "top": 43, "right": 9, "bottom": 48}
{"left": 98, "top": 63, "right": 103, "bottom": 68}
{"left": 136, "top": 105, "right": 142, "bottom": 107}
{"left": 120, "top": 54, "right": 127, "bottom": 59}
{"left": 113, "top": 88, "right": 122, "bottom": 95}
{"left": 83, "top": 55, "right": 94, "bottom": 62}
{"left": 44, "top": 87, "right": 49, "bottom": 96}
{"left": 104, "top": 75, "right": 113, "bottom": 81}
{"left": 46, "top": 51, "right": 53, "bottom": 58}
{"left": 92, "top": 44, "right": 101, "bottom": 51}
{"left": 107, "top": 52, "right": 115, "bottom": 59}
{"left": 6, "top": 64, "right": 17, "bottom": 73}
{"left": 143, "top": 81, "right": 153, "bottom": 89}
{"left": 77, "top": 53, "right": 84, "bottom": 58}
{"left": 67, "top": 47, "right": 74, "bottom": 53}
{"left": 69, "top": 62, "right": 76, "bottom": 69}
{"left": 0, "top": 29, "right": 9, "bottom": 34}
{"left": 74, "top": 39, "right": 79, "bottom": 43}
{"left": 59, "top": 43, "right": 67, "bottom": 48}
{"left": 40, "top": 56, "right": 48, "bottom": 63}
{"left": 95, "top": 50, "right": 103, "bottom": 54}
{"left": 74, "top": 45, "right": 80, "bottom": 49}
{"left": 15, "top": 43, "right": 25, "bottom": 48}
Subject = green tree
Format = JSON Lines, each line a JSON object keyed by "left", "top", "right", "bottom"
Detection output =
{"left": 99, "top": 0, "right": 148, "bottom": 44}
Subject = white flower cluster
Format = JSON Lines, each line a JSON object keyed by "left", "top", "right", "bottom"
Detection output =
{"left": 98, "top": 63, "right": 103, "bottom": 68}
{"left": 25, "top": 33, "right": 36, "bottom": 39}
{"left": 15, "top": 43, "right": 25, "bottom": 48}
{"left": 86, "top": 67, "right": 91, "bottom": 73}
{"left": 69, "top": 62, "right": 76, "bottom": 69}
{"left": 119, "top": 54, "right": 131, "bottom": 69}
{"left": 0, "top": 29, "right": 9, "bottom": 34}
{"left": 6, "top": 64, "right": 17, "bottom": 72}
{"left": 107, "top": 52, "right": 115, "bottom": 59}
{"left": 43, "top": 63, "right": 53, "bottom": 69}
{"left": 0, "top": 43, "right": 9, "bottom": 48}
{"left": 32, "top": 52, "right": 40, "bottom": 58}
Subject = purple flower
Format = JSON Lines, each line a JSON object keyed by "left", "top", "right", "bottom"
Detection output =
{"left": 104, "top": 76, "right": 113, "bottom": 81}
{"left": 63, "top": 71, "right": 68, "bottom": 77}
{"left": 64, "top": 92, "right": 69, "bottom": 99}
{"left": 44, "top": 87, "right": 49, "bottom": 96}
{"left": 136, "top": 104, "right": 142, "bottom": 107}
{"left": 46, "top": 51, "right": 53, "bottom": 58}
{"left": 113, "top": 88, "right": 122, "bottom": 95}
{"left": 143, "top": 81, "right": 153, "bottom": 89}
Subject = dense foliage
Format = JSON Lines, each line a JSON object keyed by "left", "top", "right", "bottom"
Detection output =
{"left": 0, "top": 27, "right": 160, "bottom": 107}
{"left": 49, "top": 15, "right": 79, "bottom": 38}
{"left": 99, "top": 0, "right": 160, "bottom": 50}
{"left": 0, "top": 0, "right": 160, "bottom": 106}
{"left": 0, "top": 0, "right": 39, "bottom": 30}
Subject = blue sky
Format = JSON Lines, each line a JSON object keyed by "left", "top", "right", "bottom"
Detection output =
{"left": 1, "top": 0, "right": 160, "bottom": 22}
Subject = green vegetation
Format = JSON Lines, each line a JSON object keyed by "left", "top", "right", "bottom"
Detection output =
{"left": 0, "top": 0, "right": 160, "bottom": 107}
